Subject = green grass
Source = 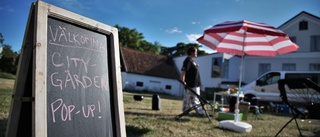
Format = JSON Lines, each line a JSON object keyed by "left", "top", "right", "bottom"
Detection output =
{"left": 0, "top": 72, "right": 15, "bottom": 80}
{"left": 0, "top": 78, "right": 15, "bottom": 137}
{"left": 123, "top": 92, "right": 320, "bottom": 137}
{"left": 1, "top": 79, "right": 320, "bottom": 137}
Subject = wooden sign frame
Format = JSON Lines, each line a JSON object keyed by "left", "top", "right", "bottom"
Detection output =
{"left": 6, "top": 1, "right": 126, "bottom": 137}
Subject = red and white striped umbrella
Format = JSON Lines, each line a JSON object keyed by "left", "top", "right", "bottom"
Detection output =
{"left": 197, "top": 20, "right": 299, "bottom": 56}
{"left": 197, "top": 20, "right": 299, "bottom": 123}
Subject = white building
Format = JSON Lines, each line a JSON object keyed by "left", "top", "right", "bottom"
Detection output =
{"left": 120, "top": 47, "right": 184, "bottom": 96}
{"left": 174, "top": 11, "right": 320, "bottom": 90}
{"left": 244, "top": 11, "right": 320, "bottom": 83}
{"left": 121, "top": 11, "right": 320, "bottom": 96}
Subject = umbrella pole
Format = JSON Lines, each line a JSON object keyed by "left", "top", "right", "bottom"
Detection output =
{"left": 235, "top": 30, "right": 246, "bottom": 122}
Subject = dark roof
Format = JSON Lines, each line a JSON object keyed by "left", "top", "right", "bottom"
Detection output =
{"left": 120, "top": 47, "right": 180, "bottom": 79}
{"left": 278, "top": 11, "right": 320, "bottom": 29}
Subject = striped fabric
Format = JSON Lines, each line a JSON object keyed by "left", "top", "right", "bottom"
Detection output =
{"left": 197, "top": 20, "right": 299, "bottom": 56}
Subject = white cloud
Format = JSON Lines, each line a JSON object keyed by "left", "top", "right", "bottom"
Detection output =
{"left": 234, "top": 0, "right": 244, "bottom": 3}
{"left": 191, "top": 21, "right": 200, "bottom": 25}
{"left": 204, "top": 25, "right": 212, "bottom": 30}
{"left": 0, "top": 5, "right": 14, "bottom": 12}
{"left": 186, "top": 33, "right": 202, "bottom": 43}
{"left": 165, "top": 27, "right": 182, "bottom": 34}
{"left": 58, "top": 0, "right": 93, "bottom": 12}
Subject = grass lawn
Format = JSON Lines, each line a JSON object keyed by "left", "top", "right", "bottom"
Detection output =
{"left": 1, "top": 78, "right": 320, "bottom": 137}
{"left": 0, "top": 78, "right": 15, "bottom": 137}
{"left": 123, "top": 91, "right": 320, "bottom": 137}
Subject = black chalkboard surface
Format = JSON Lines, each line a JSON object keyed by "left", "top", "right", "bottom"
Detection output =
{"left": 47, "top": 17, "right": 113, "bottom": 137}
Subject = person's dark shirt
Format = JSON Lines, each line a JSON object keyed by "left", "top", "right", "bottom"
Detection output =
{"left": 182, "top": 57, "right": 201, "bottom": 87}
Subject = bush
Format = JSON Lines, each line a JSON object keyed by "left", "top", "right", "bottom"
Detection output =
{"left": 0, "top": 72, "right": 15, "bottom": 79}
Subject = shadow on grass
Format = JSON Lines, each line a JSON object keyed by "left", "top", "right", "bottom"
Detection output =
{"left": 125, "top": 111, "right": 210, "bottom": 123}
{"left": 126, "top": 125, "right": 151, "bottom": 137}
{"left": 124, "top": 91, "right": 182, "bottom": 101}
{"left": 125, "top": 111, "right": 177, "bottom": 119}
{"left": 0, "top": 118, "right": 7, "bottom": 137}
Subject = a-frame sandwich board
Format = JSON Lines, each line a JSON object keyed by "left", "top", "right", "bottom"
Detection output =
{"left": 6, "top": 1, "right": 126, "bottom": 137}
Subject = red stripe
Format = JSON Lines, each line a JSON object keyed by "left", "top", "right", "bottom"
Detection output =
{"left": 197, "top": 36, "right": 218, "bottom": 49}
{"left": 219, "top": 39, "right": 243, "bottom": 45}
{"left": 206, "top": 33, "right": 225, "bottom": 42}
{"left": 245, "top": 51, "right": 277, "bottom": 56}
{"left": 268, "top": 36, "right": 290, "bottom": 45}
{"left": 205, "top": 20, "right": 286, "bottom": 36}
{"left": 244, "top": 42, "right": 272, "bottom": 46}
{"left": 277, "top": 45, "right": 299, "bottom": 54}
{"left": 197, "top": 20, "right": 299, "bottom": 56}
{"left": 216, "top": 48, "right": 244, "bottom": 56}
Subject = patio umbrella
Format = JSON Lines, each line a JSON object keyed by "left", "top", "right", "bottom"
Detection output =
{"left": 197, "top": 20, "right": 298, "bottom": 132}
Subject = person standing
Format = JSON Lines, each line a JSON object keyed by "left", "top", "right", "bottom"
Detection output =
{"left": 181, "top": 46, "right": 204, "bottom": 116}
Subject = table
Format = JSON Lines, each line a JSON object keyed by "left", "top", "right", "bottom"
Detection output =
{"left": 212, "top": 92, "right": 244, "bottom": 115}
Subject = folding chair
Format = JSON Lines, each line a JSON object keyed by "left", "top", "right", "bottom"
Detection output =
{"left": 276, "top": 78, "right": 320, "bottom": 137}
{"left": 250, "top": 97, "right": 262, "bottom": 120}
{"left": 175, "top": 80, "right": 213, "bottom": 122}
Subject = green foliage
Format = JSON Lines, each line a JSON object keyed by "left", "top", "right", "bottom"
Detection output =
{"left": 0, "top": 33, "right": 20, "bottom": 75}
{"left": 0, "top": 33, "right": 4, "bottom": 45}
{"left": 115, "top": 25, "right": 161, "bottom": 54}
{"left": 0, "top": 78, "right": 14, "bottom": 137}
{"left": 160, "top": 42, "right": 207, "bottom": 57}
{"left": 0, "top": 72, "right": 16, "bottom": 79}
{"left": 0, "top": 45, "right": 19, "bottom": 74}
{"left": 114, "top": 25, "right": 208, "bottom": 56}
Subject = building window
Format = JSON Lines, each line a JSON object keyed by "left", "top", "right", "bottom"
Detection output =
{"left": 222, "top": 59, "right": 229, "bottom": 79}
{"left": 258, "top": 63, "right": 271, "bottom": 76}
{"left": 283, "top": 63, "right": 296, "bottom": 71}
{"left": 289, "top": 36, "right": 296, "bottom": 43}
{"left": 165, "top": 85, "right": 172, "bottom": 90}
{"left": 299, "top": 21, "right": 308, "bottom": 30}
{"left": 136, "top": 81, "right": 143, "bottom": 87}
{"left": 309, "top": 64, "right": 320, "bottom": 71}
{"left": 311, "top": 35, "right": 320, "bottom": 51}
{"left": 211, "top": 57, "right": 222, "bottom": 78}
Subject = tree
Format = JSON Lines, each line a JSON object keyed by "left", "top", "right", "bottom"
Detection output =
{"left": 140, "top": 40, "right": 160, "bottom": 54}
{"left": 0, "top": 45, "right": 19, "bottom": 74}
{"left": 160, "top": 42, "right": 207, "bottom": 57}
{"left": 0, "top": 33, "right": 4, "bottom": 59}
{"left": 0, "top": 33, "right": 19, "bottom": 74}
{"left": 113, "top": 25, "right": 207, "bottom": 56}
{"left": 114, "top": 25, "right": 161, "bottom": 54}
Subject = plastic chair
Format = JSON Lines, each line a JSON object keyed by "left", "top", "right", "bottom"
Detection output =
{"left": 276, "top": 78, "right": 320, "bottom": 137}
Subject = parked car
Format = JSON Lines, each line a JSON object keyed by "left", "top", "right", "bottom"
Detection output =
{"left": 242, "top": 71, "right": 320, "bottom": 103}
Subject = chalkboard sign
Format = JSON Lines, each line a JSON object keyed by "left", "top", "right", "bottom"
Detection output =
{"left": 6, "top": 1, "right": 125, "bottom": 137}
{"left": 47, "top": 17, "right": 113, "bottom": 137}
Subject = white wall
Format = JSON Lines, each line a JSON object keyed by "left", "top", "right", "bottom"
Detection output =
{"left": 173, "top": 51, "right": 320, "bottom": 89}
{"left": 121, "top": 72, "right": 185, "bottom": 96}
{"left": 173, "top": 53, "right": 242, "bottom": 89}
{"left": 226, "top": 55, "right": 241, "bottom": 83}
{"left": 243, "top": 52, "right": 320, "bottom": 83}
{"left": 280, "top": 13, "right": 320, "bottom": 52}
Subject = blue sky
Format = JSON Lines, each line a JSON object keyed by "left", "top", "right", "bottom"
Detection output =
{"left": 0, "top": 0, "right": 319, "bottom": 53}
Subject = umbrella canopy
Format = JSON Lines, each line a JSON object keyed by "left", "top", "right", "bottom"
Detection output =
{"left": 197, "top": 20, "right": 299, "bottom": 56}
{"left": 197, "top": 20, "right": 299, "bottom": 123}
